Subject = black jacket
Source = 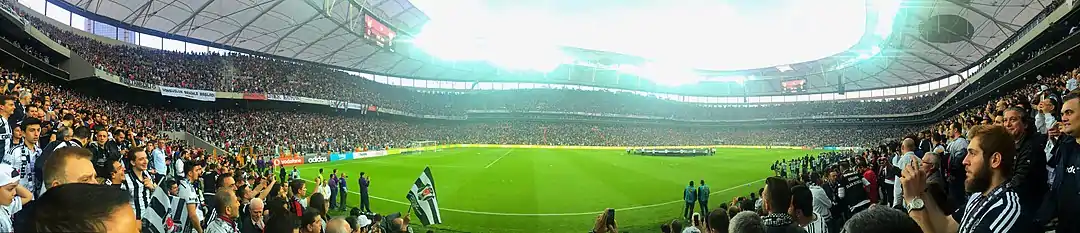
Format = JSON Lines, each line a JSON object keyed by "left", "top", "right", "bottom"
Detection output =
{"left": 1040, "top": 135, "right": 1080, "bottom": 233}
{"left": 1012, "top": 131, "right": 1048, "bottom": 214}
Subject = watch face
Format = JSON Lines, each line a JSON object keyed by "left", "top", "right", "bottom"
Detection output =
{"left": 910, "top": 198, "right": 925, "bottom": 209}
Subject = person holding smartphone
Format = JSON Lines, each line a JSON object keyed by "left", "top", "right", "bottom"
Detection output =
{"left": 591, "top": 208, "right": 617, "bottom": 233}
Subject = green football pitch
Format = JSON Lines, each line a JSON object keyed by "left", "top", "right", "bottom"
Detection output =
{"left": 295, "top": 147, "right": 818, "bottom": 233}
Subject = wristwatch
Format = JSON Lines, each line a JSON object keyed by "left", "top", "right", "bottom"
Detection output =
{"left": 906, "top": 197, "right": 926, "bottom": 212}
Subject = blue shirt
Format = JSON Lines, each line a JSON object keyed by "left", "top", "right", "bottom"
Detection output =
{"left": 338, "top": 177, "right": 347, "bottom": 191}
{"left": 698, "top": 185, "right": 710, "bottom": 201}
{"left": 151, "top": 148, "right": 167, "bottom": 174}
{"left": 684, "top": 185, "right": 697, "bottom": 203}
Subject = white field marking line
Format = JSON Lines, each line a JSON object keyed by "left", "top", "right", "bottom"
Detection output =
{"left": 483, "top": 149, "right": 514, "bottom": 168}
{"left": 300, "top": 177, "right": 765, "bottom": 216}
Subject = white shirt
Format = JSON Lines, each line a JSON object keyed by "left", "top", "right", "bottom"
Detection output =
{"left": 318, "top": 184, "right": 331, "bottom": 197}
{"left": 0, "top": 196, "right": 17, "bottom": 233}
{"left": 1035, "top": 112, "right": 1056, "bottom": 134}
{"left": 894, "top": 152, "right": 921, "bottom": 206}
{"left": 1068, "top": 78, "right": 1078, "bottom": 91}
{"left": 178, "top": 179, "right": 204, "bottom": 225}
{"left": 807, "top": 185, "right": 832, "bottom": 220}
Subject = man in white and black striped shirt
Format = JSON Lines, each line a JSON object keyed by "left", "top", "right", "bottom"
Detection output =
{"left": 120, "top": 146, "right": 155, "bottom": 228}
{"left": 902, "top": 125, "right": 1031, "bottom": 233}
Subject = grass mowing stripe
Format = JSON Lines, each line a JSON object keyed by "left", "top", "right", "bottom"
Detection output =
{"left": 297, "top": 177, "right": 764, "bottom": 216}
{"left": 483, "top": 148, "right": 514, "bottom": 168}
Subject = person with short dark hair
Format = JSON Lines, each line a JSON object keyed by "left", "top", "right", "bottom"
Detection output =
{"left": 6, "top": 117, "right": 40, "bottom": 193}
{"left": 179, "top": 160, "right": 206, "bottom": 233}
{"left": 34, "top": 125, "right": 89, "bottom": 194}
{"left": 706, "top": 208, "right": 729, "bottom": 233}
{"left": 120, "top": 146, "right": 155, "bottom": 230}
{"left": 289, "top": 179, "right": 309, "bottom": 216}
{"left": 902, "top": 125, "right": 1028, "bottom": 233}
{"left": 842, "top": 206, "right": 921, "bottom": 233}
{"left": 698, "top": 179, "right": 710, "bottom": 216}
{"left": 300, "top": 207, "right": 323, "bottom": 233}
{"left": 1040, "top": 90, "right": 1080, "bottom": 233}
{"left": 761, "top": 176, "right": 806, "bottom": 233}
{"left": 97, "top": 158, "right": 125, "bottom": 186}
{"left": 0, "top": 95, "right": 17, "bottom": 166}
{"left": 264, "top": 211, "right": 300, "bottom": 233}
{"left": 358, "top": 172, "right": 371, "bottom": 213}
{"left": 684, "top": 180, "right": 697, "bottom": 219}
{"left": 13, "top": 183, "right": 137, "bottom": 232}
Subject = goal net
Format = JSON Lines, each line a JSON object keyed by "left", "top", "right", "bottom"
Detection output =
{"left": 403, "top": 141, "right": 439, "bottom": 154}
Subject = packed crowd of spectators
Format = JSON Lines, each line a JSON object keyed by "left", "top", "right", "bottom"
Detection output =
{"left": 1, "top": 2, "right": 953, "bottom": 121}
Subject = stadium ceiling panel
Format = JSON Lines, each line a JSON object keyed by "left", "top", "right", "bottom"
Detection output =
{"left": 59, "top": 0, "right": 1051, "bottom": 95}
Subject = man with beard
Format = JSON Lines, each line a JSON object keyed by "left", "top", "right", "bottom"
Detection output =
{"left": 1038, "top": 91, "right": 1080, "bottom": 233}
{"left": 1001, "top": 107, "right": 1048, "bottom": 217}
{"left": 901, "top": 125, "right": 1028, "bottom": 233}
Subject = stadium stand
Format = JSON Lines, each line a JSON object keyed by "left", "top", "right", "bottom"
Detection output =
{"left": 2, "top": 0, "right": 1080, "bottom": 232}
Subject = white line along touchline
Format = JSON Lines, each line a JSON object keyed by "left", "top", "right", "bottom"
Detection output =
{"left": 483, "top": 148, "right": 515, "bottom": 169}
{"left": 299, "top": 177, "right": 765, "bottom": 216}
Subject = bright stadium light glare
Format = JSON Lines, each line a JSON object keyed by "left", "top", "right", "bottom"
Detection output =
{"left": 412, "top": 0, "right": 872, "bottom": 71}
{"left": 627, "top": 62, "right": 702, "bottom": 87}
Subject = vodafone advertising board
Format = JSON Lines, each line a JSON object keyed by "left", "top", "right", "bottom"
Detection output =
{"left": 273, "top": 157, "right": 304, "bottom": 166}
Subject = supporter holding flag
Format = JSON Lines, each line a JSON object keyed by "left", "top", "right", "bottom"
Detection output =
{"left": 120, "top": 146, "right": 156, "bottom": 231}
{"left": 901, "top": 125, "right": 1029, "bottom": 233}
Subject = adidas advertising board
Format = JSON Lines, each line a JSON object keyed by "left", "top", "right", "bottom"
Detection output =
{"left": 305, "top": 154, "right": 330, "bottom": 164}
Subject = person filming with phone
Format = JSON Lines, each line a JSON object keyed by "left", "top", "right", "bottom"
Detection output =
{"left": 592, "top": 208, "right": 617, "bottom": 233}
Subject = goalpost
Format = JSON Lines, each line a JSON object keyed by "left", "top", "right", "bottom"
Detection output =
{"left": 404, "top": 141, "right": 439, "bottom": 154}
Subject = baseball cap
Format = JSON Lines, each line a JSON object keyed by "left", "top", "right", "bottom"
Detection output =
{"left": 357, "top": 215, "right": 373, "bottom": 228}
{"left": 0, "top": 164, "right": 20, "bottom": 187}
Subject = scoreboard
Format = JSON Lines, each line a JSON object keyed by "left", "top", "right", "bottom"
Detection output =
{"left": 363, "top": 13, "right": 397, "bottom": 51}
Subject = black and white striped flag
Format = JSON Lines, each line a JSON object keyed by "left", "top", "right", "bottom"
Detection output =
{"left": 144, "top": 183, "right": 179, "bottom": 233}
{"left": 405, "top": 167, "right": 442, "bottom": 226}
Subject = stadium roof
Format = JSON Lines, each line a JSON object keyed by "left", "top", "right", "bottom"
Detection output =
{"left": 54, "top": 0, "right": 1054, "bottom": 95}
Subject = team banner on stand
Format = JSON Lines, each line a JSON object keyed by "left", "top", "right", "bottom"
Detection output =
{"left": 267, "top": 94, "right": 302, "bottom": 102}
{"left": 159, "top": 86, "right": 216, "bottom": 101}
{"left": 242, "top": 93, "right": 267, "bottom": 100}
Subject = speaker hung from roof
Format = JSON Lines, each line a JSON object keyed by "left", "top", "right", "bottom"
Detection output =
{"left": 919, "top": 14, "right": 975, "bottom": 43}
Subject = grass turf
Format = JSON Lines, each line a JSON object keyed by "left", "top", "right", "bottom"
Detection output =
{"left": 295, "top": 147, "right": 818, "bottom": 233}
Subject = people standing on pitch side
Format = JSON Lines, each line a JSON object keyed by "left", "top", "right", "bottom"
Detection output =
{"left": 338, "top": 174, "right": 348, "bottom": 210}
{"left": 358, "top": 172, "right": 371, "bottom": 213}
{"left": 698, "top": 180, "right": 710, "bottom": 216}
{"left": 684, "top": 180, "right": 697, "bottom": 219}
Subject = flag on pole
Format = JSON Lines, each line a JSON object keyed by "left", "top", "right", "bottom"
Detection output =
{"left": 405, "top": 167, "right": 442, "bottom": 226}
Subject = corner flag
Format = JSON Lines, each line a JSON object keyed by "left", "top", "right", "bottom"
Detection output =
{"left": 405, "top": 167, "right": 442, "bottom": 225}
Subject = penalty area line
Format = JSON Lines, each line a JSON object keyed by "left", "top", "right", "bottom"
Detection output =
{"left": 483, "top": 149, "right": 514, "bottom": 169}
{"left": 300, "top": 177, "right": 765, "bottom": 216}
